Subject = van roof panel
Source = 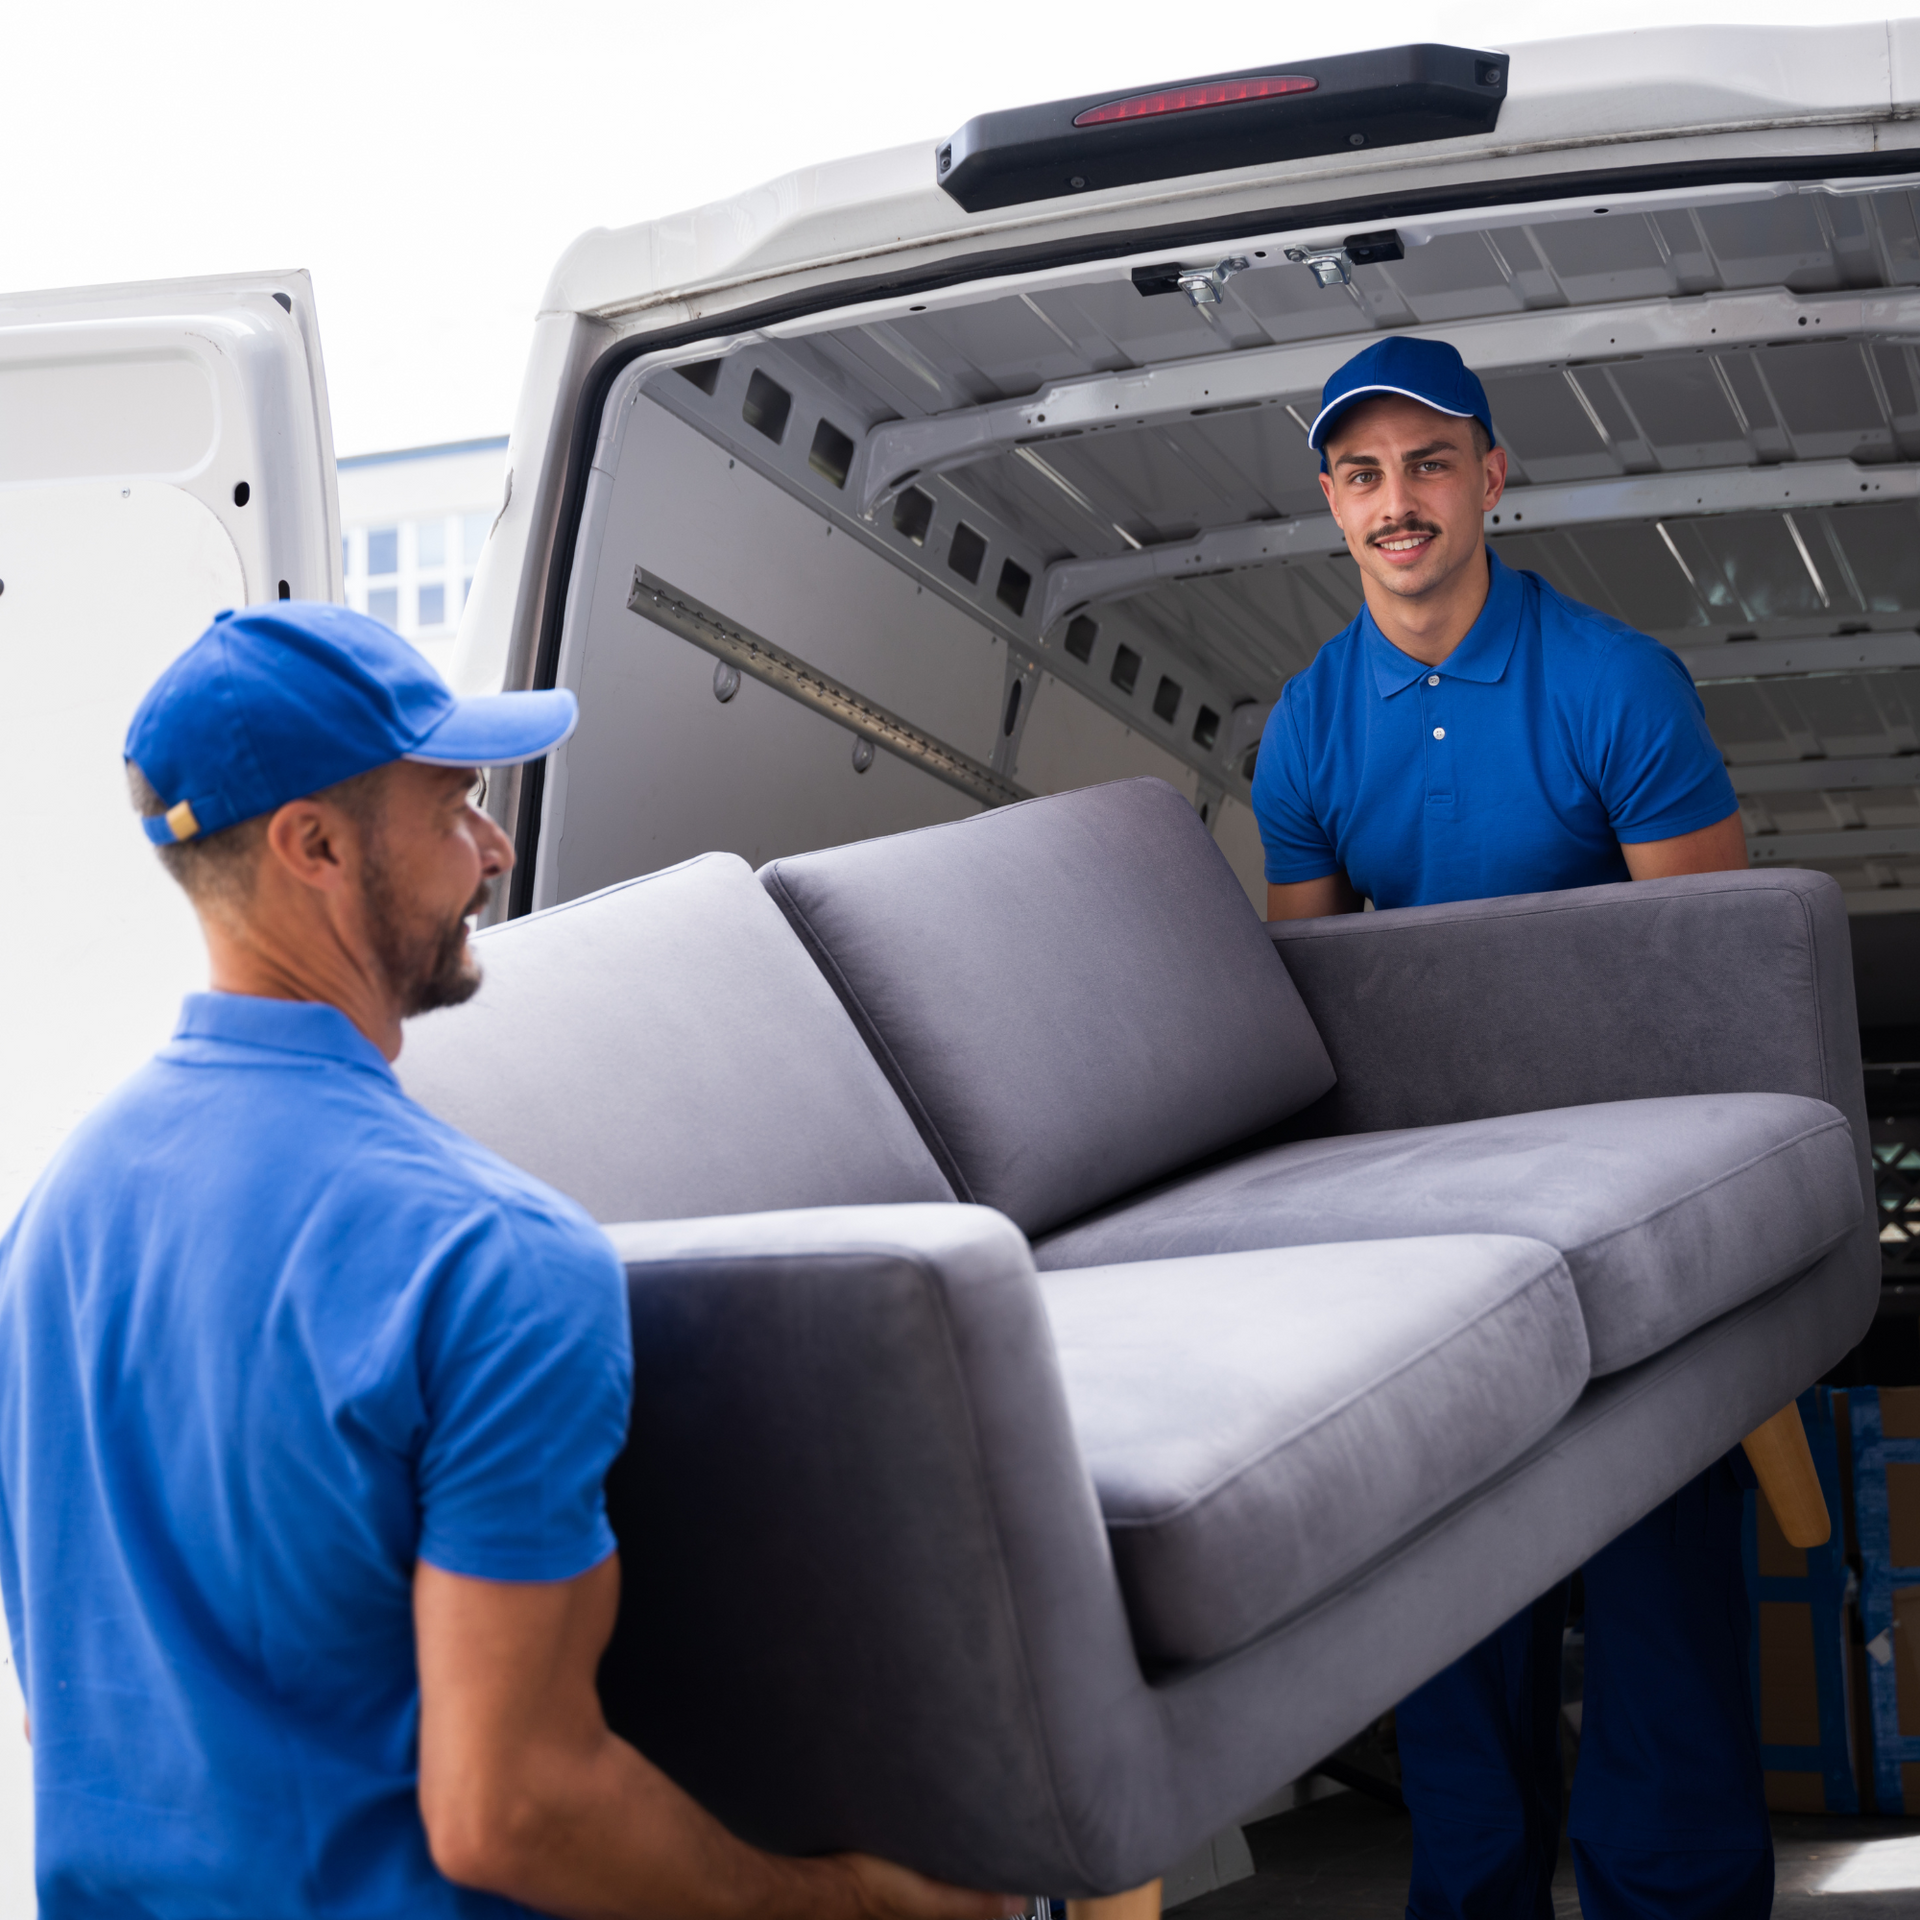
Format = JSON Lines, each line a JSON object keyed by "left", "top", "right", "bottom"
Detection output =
{"left": 541, "top": 25, "right": 1920, "bottom": 327}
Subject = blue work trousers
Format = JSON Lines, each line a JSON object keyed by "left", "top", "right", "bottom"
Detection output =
{"left": 1396, "top": 1458, "right": 1771, "bottom": 1920}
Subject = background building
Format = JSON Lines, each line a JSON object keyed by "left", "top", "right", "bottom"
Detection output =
{"left": 337, "top": 436, "right": 508, "bottom": 674}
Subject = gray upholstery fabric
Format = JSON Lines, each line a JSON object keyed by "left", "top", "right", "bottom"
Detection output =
{"left": 759, "top": 779, "right": 1335, "bottom": 1236}
{"left": 597, "top": 1204, "right": 1128, "bottom": 1885}
{"left": 1267, "top": 869, "right": 1873, "bottom": 1215}
{"left": 1038, "top": 1093, "right": 1860, "bottom": 1375}
{"left": 588, "top": 1201, "right": 1867, "bottom": 1895}
{"left": 390, "top": 850, "right": 1876, "bottom": 1892}
{"left": 1133, "top": 1236, "right": 1870, "bottom": 1888}
{"left": 397, "top": 854, "right": 953, "bottom": 1221}
{"left": 1041, "top": 1237, "right": 1587, "bottom": 1665}
{"left": 1260, "top": 868, "right": 1879, "bottom": 1364}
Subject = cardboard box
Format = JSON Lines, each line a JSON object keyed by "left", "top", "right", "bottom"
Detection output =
{"left": 1757, "top": 1585, "right": 1857, "bottom": 1811}
{"left": 1845, "top": 1386, "right": 1920, "bottom": 1812}
{"left": 1882, "top": 1391, "right": 1920, "bottom": 1806}
{"left": 1754, "top": 1393, "right": 1860, "bottom": 1813}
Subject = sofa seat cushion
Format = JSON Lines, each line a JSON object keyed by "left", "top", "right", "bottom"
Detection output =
{"left": 1042, "top": 1235, "right": 1586, "bottom": 1667}
{"left": 397, "top": 854, "right": 954, "bottom": 1223}
{"left": 759, "top": 779, "right": 1334, "bottom": 1238}
{"left": 1037, "top": 1093, "right": 1859, "bottom": 1377}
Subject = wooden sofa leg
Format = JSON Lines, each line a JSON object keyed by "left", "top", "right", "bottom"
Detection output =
{"left": 1742, "top": 1401, "right": 1830, "bottom": 1548}
{"left": 1066, "top": 1881, "right": 1162, "bottom": 1920}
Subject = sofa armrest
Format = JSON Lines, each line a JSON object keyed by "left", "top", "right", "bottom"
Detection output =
{"left": 1267, "top": 868, "right": 1870, "bottom": 1199}
{"left": 592, "top": 1203, "right": 1142, "bottom": 1890}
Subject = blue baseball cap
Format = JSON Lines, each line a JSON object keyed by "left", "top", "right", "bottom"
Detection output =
{"left": 1307, "top": 337, "right": 1496, "bottom": 469}
{"left": 126, "top": 601, "right": 579, "bottom": 847}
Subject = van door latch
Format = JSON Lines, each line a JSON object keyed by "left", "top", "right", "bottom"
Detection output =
{"left": 1175, "top": 257, "right": 1251, "bottom": 307}
{"left": 1285, "top": 229, "right": 1405, "bottom": 289}
{"left": 1285, "top": 246, "right": 1354, "bottom": 288}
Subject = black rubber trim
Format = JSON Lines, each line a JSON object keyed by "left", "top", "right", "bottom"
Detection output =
{"left": 938, "top": 46, "right": 1506, "bottom": 214}
{"left": 508, "top": 742, "right": 549, "bottom": 918}
{"left": 508, "top": 140, "right": 1920, "bottom": 909}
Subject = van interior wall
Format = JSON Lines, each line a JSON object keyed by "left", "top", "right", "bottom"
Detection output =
{"left": 536, "top": 186, "right": 1920, "bottom": 947}
{"left": 532, "top": 396, "right": 1253, "bottom": 912}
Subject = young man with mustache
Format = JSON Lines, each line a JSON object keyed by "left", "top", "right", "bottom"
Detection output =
{"left": 1252, "top": 339, "right": 1761, "bottom": 1920}
{"left": 0, "top": 604, "right": 1018, "bottom": 1920}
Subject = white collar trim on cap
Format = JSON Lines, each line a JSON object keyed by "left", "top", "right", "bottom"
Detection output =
{"left": 1308, "top": 383, "right": 1480, "bottom": 451}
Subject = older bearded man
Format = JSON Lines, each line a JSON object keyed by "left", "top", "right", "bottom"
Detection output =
{"left": 0, "top": 603, "right": 1017, "bottom": 1920}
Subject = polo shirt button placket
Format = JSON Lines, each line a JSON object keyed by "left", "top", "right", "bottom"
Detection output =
{"left": 1421, "top": 672, "right": 1454, "bottom": 810}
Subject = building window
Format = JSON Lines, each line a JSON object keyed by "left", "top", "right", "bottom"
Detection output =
{"left": 337, "top": 441, "right": 505, "bottom": 658}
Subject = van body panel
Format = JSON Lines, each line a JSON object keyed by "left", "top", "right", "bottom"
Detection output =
{"left": 491, "top": 97, "right": 1920, "bottom": 933}
{"left": 475, "top": 25, "right": 1920, "bottom": 803}
{"left": 0, "top": 271, "right": 339, "bottom": 605}
{"left": 538, "top": 28, "right": 1919, "bottom": 328}
{"left": 0, "top": 271, "right": 339, "bottom": 1221}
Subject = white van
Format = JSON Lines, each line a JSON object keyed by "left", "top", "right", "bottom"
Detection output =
{"left": 5, "top": 20, "right": 1919, "bottom": 1422}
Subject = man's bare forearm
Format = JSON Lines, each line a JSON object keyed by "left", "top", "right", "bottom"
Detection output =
{"left": 416, "top": 1558, "right": 1013, "bottom": 1920}
{"left": 1266, "top": 871, "right": 1364, "bottom": 920}
{"left": 433, "top": 1715, "right": 870, "bottom": 1920}
{"left": 1620, "top": 812, "right": 1748, "bottom": 881}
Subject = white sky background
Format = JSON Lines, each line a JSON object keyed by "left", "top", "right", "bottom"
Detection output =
{"left": 2, "top": 1, "right": 1911, "bottom": 458}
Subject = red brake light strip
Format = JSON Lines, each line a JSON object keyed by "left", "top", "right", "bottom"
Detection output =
{"left": 1072, "top": 75, "right": 1318, "bottom": 129}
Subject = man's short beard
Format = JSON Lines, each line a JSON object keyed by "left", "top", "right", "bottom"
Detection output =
{"left": 359, "top": 838, "right": 489, "bottom": 1018}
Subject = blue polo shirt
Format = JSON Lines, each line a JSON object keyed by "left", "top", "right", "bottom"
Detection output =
{"left": 1251, "top": 550, "right": 1737, "bottom": 908}
{"left": 0, "top": 993, "right": 631, "bottom": 1920}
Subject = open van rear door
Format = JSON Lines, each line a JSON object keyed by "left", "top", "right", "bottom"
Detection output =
{"left": 0, "top": 271, "right": 341, "bottom": 1221}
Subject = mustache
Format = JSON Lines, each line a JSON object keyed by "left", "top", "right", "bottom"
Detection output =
{"left": 1367, "top": 520, "right": 1442, "bottom": 547}
{"left": 460, "top": 878, "right": 493, "bottom": 925}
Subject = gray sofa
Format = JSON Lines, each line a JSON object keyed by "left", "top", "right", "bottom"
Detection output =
{"left": 399, "top": 776, "right": 1876, "bottom": 1897}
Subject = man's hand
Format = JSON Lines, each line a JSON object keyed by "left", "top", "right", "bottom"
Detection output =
{"left": 415, "top": 1554, "right": 1022, "bottom": 1920}
{"left": 1620, "top": 812, "right": 1748, "bottom": 880}
{"left": 833, "top": 1854, "right": 1029, "bottom": 1920}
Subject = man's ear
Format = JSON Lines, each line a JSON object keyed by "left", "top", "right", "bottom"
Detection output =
{"left": 263, "top": 798, "right": 358, "bottom": 895}
{"left": 1481, "top": 445, "right": 1509, "bottom": 513}
{"left": 1318, "top": 466, "right": 1340, "bottom": 524}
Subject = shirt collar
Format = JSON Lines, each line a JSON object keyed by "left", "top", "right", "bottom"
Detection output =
{"left": 171, "top": 992, "right": 398, "bottom": 1084}
{"left": 1364, "top": 548, "right": 1524, "bottom": 698}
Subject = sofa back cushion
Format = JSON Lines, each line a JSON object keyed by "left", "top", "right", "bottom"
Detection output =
{"left": 398, "top": 853, "right": 954, "bottom": 1222}
{"left": 759, "top": 780, "right": 1335, "bottom": 1238}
